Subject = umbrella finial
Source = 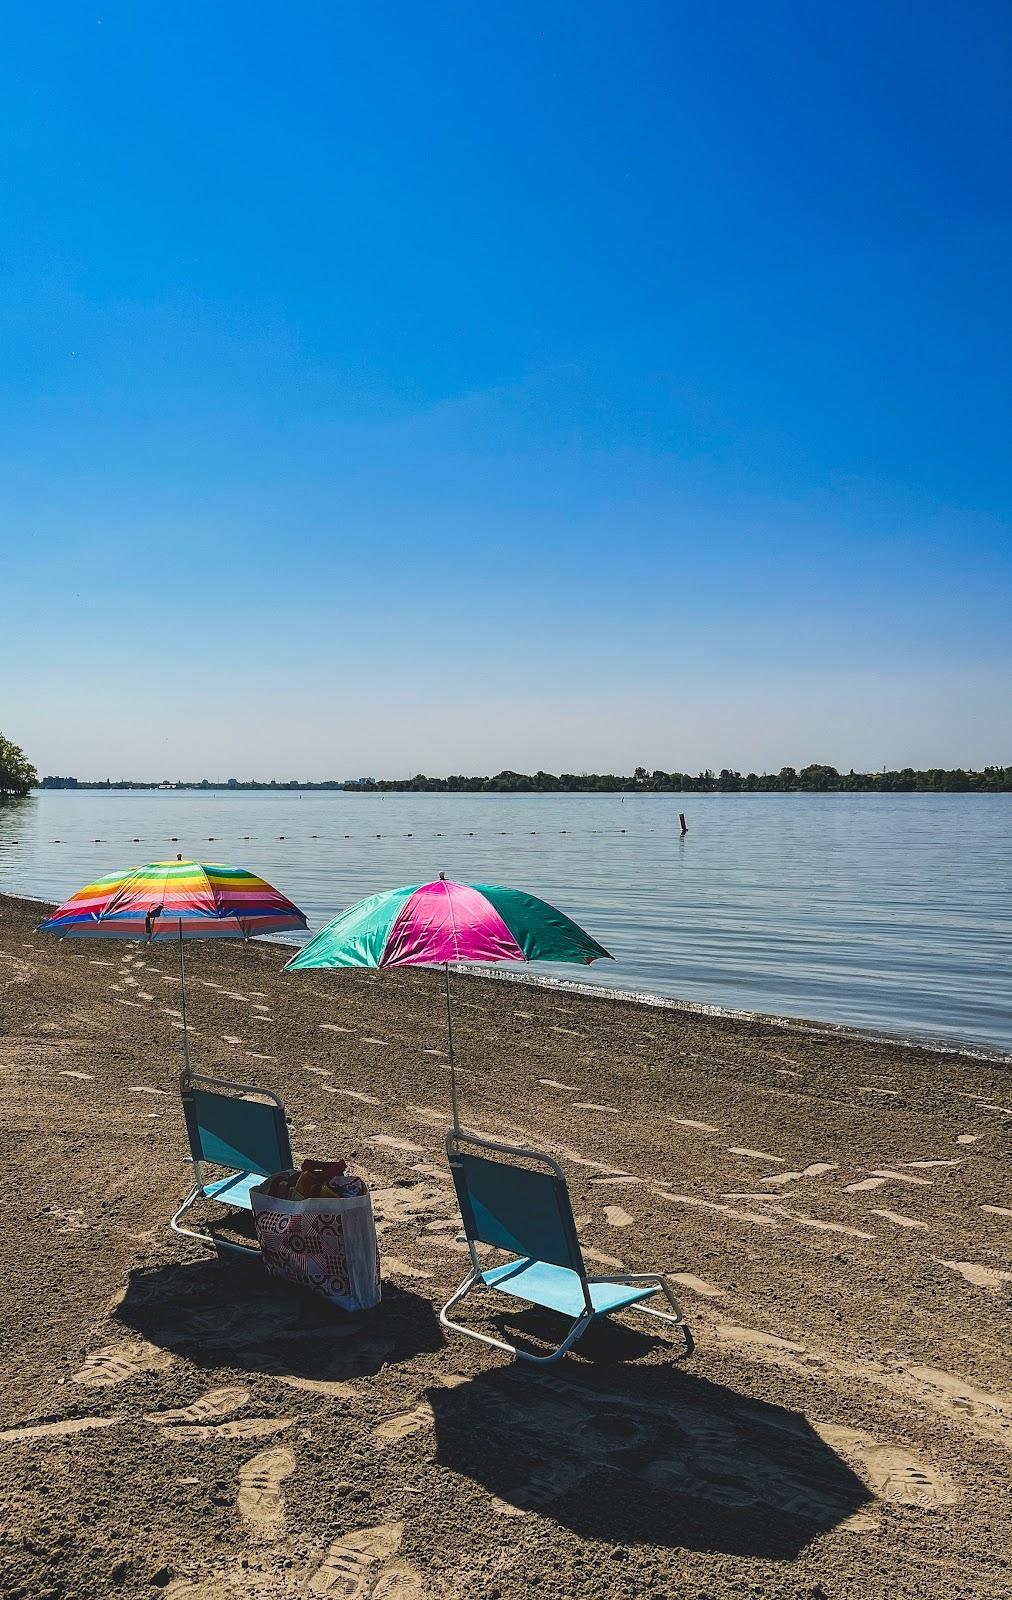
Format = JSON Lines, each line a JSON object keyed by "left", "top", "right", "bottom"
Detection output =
{"left": 438, "top": 870, "right": 446, "bottom": 880}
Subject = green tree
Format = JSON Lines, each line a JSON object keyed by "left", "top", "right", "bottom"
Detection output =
{"left": 0, "top": 734, "right": 37, "bottom": 798}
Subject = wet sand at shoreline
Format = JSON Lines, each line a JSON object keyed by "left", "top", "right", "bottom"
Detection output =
{"left": 2, "top": 891, "right": 1011, "bottom": 1599}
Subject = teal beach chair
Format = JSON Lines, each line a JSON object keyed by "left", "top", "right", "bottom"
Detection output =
{"left": 170, "top": 1070, "right": 292, "bottom": 1256}
{"left": 441, "top": 1130, "right": 694, "bottom": 1364}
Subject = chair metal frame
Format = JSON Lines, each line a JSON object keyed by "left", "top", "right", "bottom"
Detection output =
{"left": 440, "top": 1129, "right": 694, "bottom": 1364}
{"left": 170, "top": 1068, "right": 292, "bottom": 1257}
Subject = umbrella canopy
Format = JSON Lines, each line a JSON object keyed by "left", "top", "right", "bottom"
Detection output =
{"left": 36, "top": 859, "right": 307, "bottom": 941}
{"left": 285, "top": 876, "right": 612, "bottom": 1128}
{"left": 38, "top": 858, "right": 308, "bottom": 1080}
{"left": 284, "top": 878, "right": 612, "bottom": 972}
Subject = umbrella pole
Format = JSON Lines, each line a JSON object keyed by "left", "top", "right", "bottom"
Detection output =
{"left": 444, "top": 961, "right": 460, "bottom": 1133}
{"left": 177, "top": 917, "right": 192, "bottom": 1084}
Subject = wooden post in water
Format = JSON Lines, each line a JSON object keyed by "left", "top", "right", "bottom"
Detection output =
{"left": 679, "top": 812, "right": 688, "bottom": 835}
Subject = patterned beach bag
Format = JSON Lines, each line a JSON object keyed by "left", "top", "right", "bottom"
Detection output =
{"left": 251, "top": 1178, "right": 381, "bottom": 1312}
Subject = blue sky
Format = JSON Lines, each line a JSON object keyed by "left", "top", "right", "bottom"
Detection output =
{"left": 2, "top": 3, "right": 1009, "bottom": 778}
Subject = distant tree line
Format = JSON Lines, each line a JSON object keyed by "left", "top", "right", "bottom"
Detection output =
{"left": 349, "top": 765, "right": 1012, "bottom": 792}
{"left": 40, "top": 764, "right": 1012, "bottom": 793}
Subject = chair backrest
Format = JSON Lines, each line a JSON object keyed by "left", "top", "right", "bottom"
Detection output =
{"left": 181, "top": 1075, "right": 292, "bottom": 1177}
{"left": 448, "top": 1132, "right": 586, "bottom": 1275}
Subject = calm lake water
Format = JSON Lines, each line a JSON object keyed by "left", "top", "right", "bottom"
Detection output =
{"left": 2, "top": 790, "right": 1010, "bottom": 1055}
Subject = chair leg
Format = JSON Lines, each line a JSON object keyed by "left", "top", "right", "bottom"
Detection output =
{"left": 514, "top": 1311, "right": 596, "bottom": 1365}
{"left": 440, "top": 1271, "right": 524, "bottom": 1358}
{"left": 170, "top": 1187, "right": 261, "bottom": 1260}
{"left": 587, "top": 1272, "right": 694, "bottom": 1356}
{"left": 440, "top": 1273, "right": 598, "bottom": 1365}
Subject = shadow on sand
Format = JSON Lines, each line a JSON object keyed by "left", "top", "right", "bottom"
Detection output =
{"left": 429, "top": 1311, "right": 873, "bottom": 1559}
{"left": 114, "top": 1255, "right": 444, "bottom": 1386}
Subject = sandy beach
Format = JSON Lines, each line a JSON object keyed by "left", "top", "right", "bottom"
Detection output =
{"left": 2, "top": 888, "right": 1011, "bottom": 1600}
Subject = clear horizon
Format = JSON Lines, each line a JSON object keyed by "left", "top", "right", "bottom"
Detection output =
{"left": 2, "top": 4, "right": 1010, "bottom": 776}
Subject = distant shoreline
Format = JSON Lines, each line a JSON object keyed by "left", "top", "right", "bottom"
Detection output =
{"left": 34, "top": 763, "right": 1012, "bottom": 795}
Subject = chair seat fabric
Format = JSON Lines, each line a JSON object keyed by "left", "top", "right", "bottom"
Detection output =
{"left": 203, "top": 1170, "right": 264, "bottom": 1209}
{"left": 481, "top": 1257, "right": 657, "bottom": 1317}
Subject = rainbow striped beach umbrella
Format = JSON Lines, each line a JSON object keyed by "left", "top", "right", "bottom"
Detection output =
{"left": 285, "top": 875, "right": 612, "bottom": 1129}
{"left": 37, "top": 858, "right": 308, "bottom": 1077}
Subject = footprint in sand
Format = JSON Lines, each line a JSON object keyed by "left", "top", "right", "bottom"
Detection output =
{"left": 982, "top": 1204, "right": 1012, "bottom": 1218}
{"left": 957, "top": 1134, "right": 982, "bottom": 1144}
{"left": 727, "top": 1147, "right": 784, "bottom": 1163}
{"left": 222, "top": 1036, "right": 243, "bottom": 1046}
{"left": 49, "top": 1205, "right": 87, "bottom": 1232}
{"left": 321, "top": 1024, "right": 354, "bottom": 1034}
{"left": 260, "top": 1337, "right": 393, "bottom": 1391}
{"left": 322, "top": 1087, "right": 383, "bottom": 1109}
{"left": 905, "top": 1366, "right": 1012, "bottom": 1434}
{"left": 817, "top": 1425, "right": 958, "bottom": 1507}
{"left": 304, "top": 1065, "right": 333, "bottom": 1076}
{"left": 938, "top": 1260, "right": 1012, "bottom": 1291}
{"left": 145, "top": 1388, "right": 250, "bottom": 1425}
{"left": 716, "top": 1324, "right": 808, "bottom": 1357}
{"left": 409, "top": 1163, "right": 452, "bottom": 1187}
{"left": 754, "top": 1163, "right": 835, "bottom": 1188}
{"left": 659, "top": 1193, "right": 780, "bottom": 1230}
{"left": 871, "top": 1209, "right": 929, "bottom": 1230}
{"left": 275, "top": 1374, "right": 360, "bottom": 1399}
{"left": 902, "top": 1159, "right": 962, "bottom": 1169}
{"left": 372, "top": 1563, "right": 431, "bottom": 1599}
{"left": 408, "top": 1106, "right": 449, "bottom": 1127}
{"left": 367, "top": 1135, "right": 425, "bottom": 1154}
{"left": 383, "top": 1257, "right": 434, "bottom": 1281}
{"left": 237, "top": 1445, "right": 296, "bottom": 1536}
{"left": 73, "top": 1341, "right": 173, "bottom": 1388}
{"left": 372, "top": 1376, "right": 469, "bottom": 1443}
{"left": 373, "top": 1403, "right": 433, "bottom": 1442}
{"left": 670, "top": 1273, "right": 724, "bottom": 1299}
{"left": 603, "top": 1205, "right": 634, "bottom": 1227}
{"left": 0, "top": 1415, "right": 121, "bottom": 1444}
{"left": 308, "top": 1522, "right": 404, "bottom": 1597}
{"left": 583, "top": 1246, "right": 624, "bottom": 1269}
{"left": 770, "top": 1206, "right": 873, "bottom": 1239}
{"left": 129, "top": 1085, "right": 167, "bottom": 1096}
{"left": 160, "top": 1417, "right": 294, "bottom": 1443}
{"left": 871, "top": 1169, "right": 932, "bottom": 1185}
{"left": 538, "top": 1077, "right": 576, "bottom": 1091}
{"left": 59, "top": 1070, "right": 93, "bottom": 1081}
{"left": 574, "top": 1102, "right": 620, "bottom": 1114}
{"left": 672, "top": 1119, "right": 720, "bottom": 1133}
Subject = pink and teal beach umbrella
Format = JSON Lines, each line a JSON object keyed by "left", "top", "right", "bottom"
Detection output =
{"left": 38, "top": 858, "right": 308, "bottom": 1079}
{"left": 285, "top": 875, "right": 612, "bottom": 1129}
